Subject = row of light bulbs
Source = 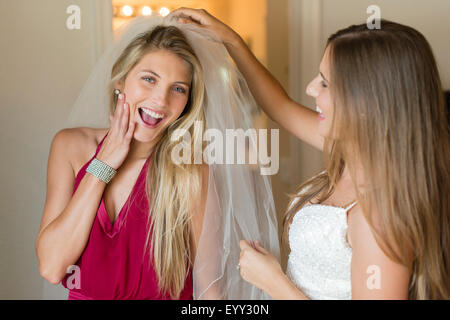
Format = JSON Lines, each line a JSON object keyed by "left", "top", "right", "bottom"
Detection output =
{"left": 113, "top": 5, "right": 171, "bottom": 18}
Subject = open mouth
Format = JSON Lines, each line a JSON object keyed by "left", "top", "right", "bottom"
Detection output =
{"left": 138, "top": 107, "right": 165, "bottom": 128}
{"left": 316, "top": 105, "right": 325, "bottom": 121}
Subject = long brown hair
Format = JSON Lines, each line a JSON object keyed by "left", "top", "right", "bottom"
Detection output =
{"left": 109, "top": 25, "right": 205, "bottom": 299}
{"left": 283, "top": 20, "right": 450, "bottom": 299}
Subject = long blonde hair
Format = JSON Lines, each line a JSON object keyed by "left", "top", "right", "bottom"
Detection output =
{"left": 284, "top": 20, "right": 450, "bottom": 299}
{"left": 109, "top": 25, "right": 205, "bottom": 298}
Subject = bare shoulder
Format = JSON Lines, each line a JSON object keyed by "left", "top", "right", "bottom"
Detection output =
{"left": 347, "top": 204, "right": 383, "bottom": 250}
{"left": 347, "top": 204, "right": 385, "bottom": 251}
{"left": 37, "top": 127, "right": 109, "bottom": 240}
{"left": 347, "top": 205, "right": 410, "bottom": 299}
{"left": 346, "top": 204, "right": 362, "bottom": 248}
{"left": 52, "top": 127, "right": 109, "bottom": 178}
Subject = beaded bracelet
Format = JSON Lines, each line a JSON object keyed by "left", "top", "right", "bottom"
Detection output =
{"left": 85, "top": 157, "right": 117, "bottom": 184}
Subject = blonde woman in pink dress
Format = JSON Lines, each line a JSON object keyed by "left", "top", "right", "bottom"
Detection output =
{"left": 36, "top": 16, "right": 280, "bottom": 300}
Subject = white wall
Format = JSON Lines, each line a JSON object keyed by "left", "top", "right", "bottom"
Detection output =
{"left": 322, "top": 0, "right": 450, "bottom": 90}
{"left": 0, "top": 0, "right": 112, "bottom": 299}
{"left": 266, "top": 0, "right": 296, "bottom": 264}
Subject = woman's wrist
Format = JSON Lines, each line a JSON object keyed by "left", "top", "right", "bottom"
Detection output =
{"left": 264, "top": 268, "right": 288, "bottom": 299}
{"left": 267, "top": 269, "right": 309, "bottom": 300}
{"left": 96, "top": 151, "right": 118, "bottom": 170}
{"left": 223, "top": 33, "right": 249, "bottom": 63}
{"left": 221, "top": 28, "right": 243, "bottom": 50}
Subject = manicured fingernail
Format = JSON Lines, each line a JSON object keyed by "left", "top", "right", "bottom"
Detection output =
{"left": 124, "top": 102, "right": 128, "bottom": 109}
{"left": 118, "top": 93, "right": 123, "bottom": 100}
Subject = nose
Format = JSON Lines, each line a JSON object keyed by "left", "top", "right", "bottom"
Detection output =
{"left": 151, "top": 84, "right": 170, "bottom": 107}
{"left": 306, "top": 78, "right": 319, "bottom": 98}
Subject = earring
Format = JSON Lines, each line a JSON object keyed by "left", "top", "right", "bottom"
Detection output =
{"left": 114, "top": 89, "right": 121, "bottom": 95}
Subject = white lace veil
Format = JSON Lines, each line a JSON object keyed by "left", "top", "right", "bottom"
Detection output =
{"left": 65, "top": 15, "right": 280, "bottom": 300}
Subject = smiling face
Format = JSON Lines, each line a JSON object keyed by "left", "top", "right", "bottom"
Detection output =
{"left": 306, "top": 45, "right": 335, "bottom": 138}
{"left": 116, "top": 49, "right": 192, "bottom": 143}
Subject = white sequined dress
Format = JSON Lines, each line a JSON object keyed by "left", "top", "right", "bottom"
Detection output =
{"left": 286, "top": 195, "right": 357, "bottom": 300}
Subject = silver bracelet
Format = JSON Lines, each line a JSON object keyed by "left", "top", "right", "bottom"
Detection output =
{"left": 86, "top": 157, "right": 117, "bottom": 184}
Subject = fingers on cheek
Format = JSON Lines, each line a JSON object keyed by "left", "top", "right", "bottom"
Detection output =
{"left": 239, "top": 255, "right": 244, "bottom": 268}
{"left": 239, "top": 256, "right": 247, "bottom": 273}
{"left": 239, "top": 264, "right": 246, "bottom": 278}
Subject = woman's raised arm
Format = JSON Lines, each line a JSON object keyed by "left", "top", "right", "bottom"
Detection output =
{"left": 170, "top": 8, "right": 324, "bottom": 151}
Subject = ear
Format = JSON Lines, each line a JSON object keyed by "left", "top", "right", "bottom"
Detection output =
{"left": 114, "top": 79, "right": 124, "bottom": 91}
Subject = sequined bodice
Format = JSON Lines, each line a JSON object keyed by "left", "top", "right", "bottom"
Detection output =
{"left": 286, "top": 201, "right": 357, "bottom": 300}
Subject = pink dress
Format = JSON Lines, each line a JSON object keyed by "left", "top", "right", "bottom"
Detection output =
{"left": 61, "top": 131, "right": 193, "bottom": 300}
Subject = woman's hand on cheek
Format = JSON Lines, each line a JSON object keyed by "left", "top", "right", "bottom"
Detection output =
{"left": 239, "top": 240, "right": 283, "bottom": 295}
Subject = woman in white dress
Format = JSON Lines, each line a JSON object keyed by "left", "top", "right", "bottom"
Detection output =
{"left": 169, "top": 9, "right": 450, "bottom": 299}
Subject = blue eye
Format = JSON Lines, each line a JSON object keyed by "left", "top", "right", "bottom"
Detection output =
{"left": 142, "top": 77, "right": 155, "bottom": 83}
{"left": 174, "top": 86, "right": 186, "bottom": 94}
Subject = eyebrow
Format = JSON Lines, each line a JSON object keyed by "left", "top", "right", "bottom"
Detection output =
{"left": 140, "top": 69, "right": 190, "bottom": 87}
{"left": 319, "top": 71, "right": 329, "bottom": 83}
